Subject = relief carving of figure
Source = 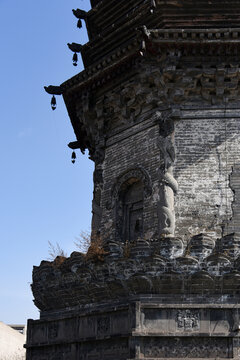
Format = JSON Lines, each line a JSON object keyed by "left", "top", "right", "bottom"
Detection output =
{"left": 157, "top": 111, "right": 178, "bottom": 237}
{"left": 91, "top": 154, "right": 104, "bottom": 235}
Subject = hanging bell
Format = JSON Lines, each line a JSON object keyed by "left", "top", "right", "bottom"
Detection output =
{"left": 51, "top": 95, "right": 56, "bottom": 110}
{"left": 140, "top": 40, "right": 146, "bottom": 56}
{"left": 77, "top": 19, "right": 82, "bottom": 29}
{"left": 71, "top": 151, "right": 76, "bottom": 164}
{"left": 73, "top": 52, "right": 78, "bottom": 66}
{"left": 150, "top": 0, "right": 156, "bottom": 13}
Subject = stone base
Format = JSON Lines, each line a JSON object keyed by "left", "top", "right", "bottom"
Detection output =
{"left": 26, "top": 295, "right": 240, "bottom": 360}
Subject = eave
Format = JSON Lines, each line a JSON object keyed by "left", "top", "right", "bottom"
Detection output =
{"left": 62, "top": 27, "right": 240, "bottom": 98}
{"left": 46, "top": 27, "right": 240, "bottom": 154}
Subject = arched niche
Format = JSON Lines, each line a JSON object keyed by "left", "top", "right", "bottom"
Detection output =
{"left": 111, "top": 167, "right": 152, "bottom": 242}
{"left": 121, "top": 178, "right": 143, "bottom": 242}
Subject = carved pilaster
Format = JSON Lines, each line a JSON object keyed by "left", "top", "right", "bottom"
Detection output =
{"left": 156, "top": 110, "right": 178, "bottom": 237}
{"left": 91, "top": 148, "right": 105, "bottom": 236}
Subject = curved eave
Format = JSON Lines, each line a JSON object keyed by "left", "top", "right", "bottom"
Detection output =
{"left": 60, "top": 27, "right": 240, "bottom": 152}
{"left": 61, "top": 45, "right": 141, "bottom": 96}
{"left": 61, "top": 46, "right": 140, "bottom": 153}
{"left": 62, "top": 27, "right": 240, "bottom": 98}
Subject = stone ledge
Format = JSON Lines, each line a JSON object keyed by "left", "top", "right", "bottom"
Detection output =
{"left": 32, "top": 233, "right": 240, "bottom": 311}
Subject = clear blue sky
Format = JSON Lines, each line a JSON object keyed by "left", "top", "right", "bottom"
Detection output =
{"left": 0, "top": 0, "right": 93, "bottom": 324}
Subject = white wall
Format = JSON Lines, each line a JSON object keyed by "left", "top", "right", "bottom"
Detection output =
{"left": 0, "top": 321, "right": 26, "bottom": 360}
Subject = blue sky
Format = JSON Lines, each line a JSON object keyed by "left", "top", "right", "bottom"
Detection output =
{"left": 0, "top": 0, "right": 93, "bottom": 324}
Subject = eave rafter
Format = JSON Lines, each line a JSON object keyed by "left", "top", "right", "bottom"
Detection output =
{"left": 61, "top": 27, "right": 240, "bottom": 97}
{"left": 45, "top": 25, "right": 240, "bottom": 154}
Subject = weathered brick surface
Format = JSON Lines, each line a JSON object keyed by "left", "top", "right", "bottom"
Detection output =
{"left": 101, "top": 120, "right": 160, "bottom": 241}
{"left": 98, "top": 109, "right": 240, "bottom": 243}
{"left": 174, "top": 111, "right": 240, "bottom": 239}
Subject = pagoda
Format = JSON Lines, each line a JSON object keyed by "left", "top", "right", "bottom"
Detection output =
{"left": 26, "top": 1, "right": 240, "bottom": 359}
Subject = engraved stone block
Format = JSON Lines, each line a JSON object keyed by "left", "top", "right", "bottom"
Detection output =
{"left": 176, "top": 309, "right": 200, "bottom": 331}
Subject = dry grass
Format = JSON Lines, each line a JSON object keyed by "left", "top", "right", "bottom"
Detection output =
{"left": 53, "top": 256, "right": 67, "bottom": 267}
{"left": 48, "top": 241, "right": 67, "bottom": 260}
{"left": 74, "top": 230, "right": 91, "bottom": 254}
{"left": 48, "top": 231, "right": 109, "bottom": 265}
{"left": 86, "top": 239, "right": 108, "bottom": 262}
{"left": 75, "top": 230, "right": 108, "bottom": 262}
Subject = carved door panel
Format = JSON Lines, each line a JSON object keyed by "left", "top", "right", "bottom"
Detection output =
{"left": 123, "top": 181, "right": 143, "bottom": 242}
{"left": 129, "top": 202, "right": 143, "bottom": 241}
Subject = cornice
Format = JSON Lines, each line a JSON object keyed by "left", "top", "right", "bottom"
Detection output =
{"left": 80, "top": 1, "right": 154, "bottom": 65}
{"left": 62, "top": 28, "right": 240, "bottom": 97}
{"left": 61, "top": 38, "right": 140, "bottom": 95}
{"left": 149, "top": 28, "right": 240, "bottom": 44}
{"left": 32, "top": 233, "right": 240, "bottom": 311}
{"left": 85, "top": 0, "right": 240, "bottom": 44}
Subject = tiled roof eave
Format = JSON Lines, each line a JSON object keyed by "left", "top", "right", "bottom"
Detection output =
{"left": 61, "top": 27, "right": 240, "bottom": 96}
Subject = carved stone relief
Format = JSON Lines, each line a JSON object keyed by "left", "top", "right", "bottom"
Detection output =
{"left": 176, "top": 309, "right": 200, "bottom": 331}
{"left": 143, "top": 337, "right": 232, "bottom": 358}
{"left": 156, "top": 111, "right": 178, "bottom": 237}
{"left": 111, "top": 167, "right": 152, "bottom": 204}
{"left": 97, "top": 317, "right": 110, "bottom": 334}
{"left": 111, "top": 167, "right": 152, "bottom": 242}
{"left": 92, "top": 162, "right": 104, "bottom": 235}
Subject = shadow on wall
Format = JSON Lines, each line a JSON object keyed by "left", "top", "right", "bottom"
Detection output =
{"left": 174, "top": 116, "right": 240, "bottom": 178}
{"left": 174, "top": 116, "right": 240, "bottom": 238}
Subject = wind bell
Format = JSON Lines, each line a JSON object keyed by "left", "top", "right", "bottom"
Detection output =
{"left": 71, "top": 151, "right": 76, "bottom": 164}
{"left": 73, "top": 52, "right": 78, "bottom": 66}
{"left": 150, "top": 0, "right": 156, "bottom": 13}
{"left": 51, "top": 95, "right": 56, "bottom": 110}
{"left": 77, "top": 19, "right": 82, "bottom": 29}
{"left": 140, "top": 40, "right": 146, "bottom": 56}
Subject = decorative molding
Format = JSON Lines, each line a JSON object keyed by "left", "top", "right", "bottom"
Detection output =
{"left": 62, "top": 27, "right": 240, "bottom": 95}
{"left": 31, "top": 232, "right": 240, "bottom": 310}
{"left": 176, "top": 309, "right": 200, "bottom": 331}
{"left": 97, "top": 317, "right": 110, "bottom": 334}
{"left": 149, "top": 28, "right": 240, "bottom": 44}
{"left": 143, "top": 337, "right": 231, "bottom": 358}
{"left": 111, "top": 166, "right": 152, "bottom": 205}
